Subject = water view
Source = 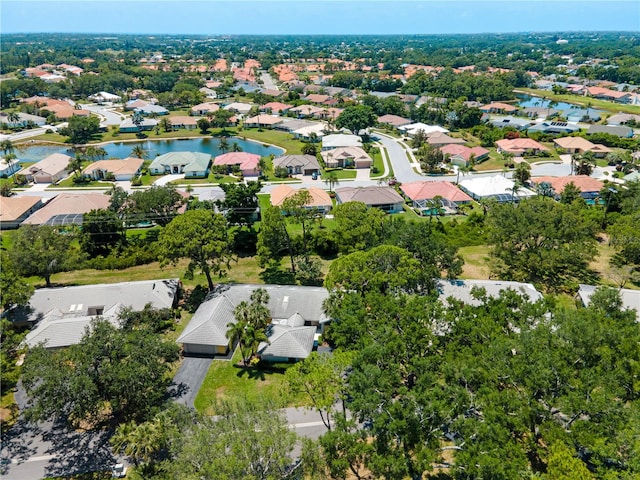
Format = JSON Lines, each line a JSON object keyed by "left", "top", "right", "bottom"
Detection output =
{"left": 516, "top": 94, "right": 604, "bottom": 121}
{"left": 15, "top": 137, "right": 284, "bottom": 162}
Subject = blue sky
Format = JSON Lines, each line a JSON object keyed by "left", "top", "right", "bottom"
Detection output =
{"left": 2, "top": 1, "right": 639, "bottom": 35}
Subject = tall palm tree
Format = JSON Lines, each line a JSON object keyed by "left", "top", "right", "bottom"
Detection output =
{"left": 325, "top": 170, "right": 339, "bottom": 192}
{"left": 7, "top": 112, "right": 21, "bottom": 126}
{"left": 226, "top": 320, "right": 250, "bottom": 366}
{"left": 231, "top": 142, "right": 242, "bottom": 152}
{"left": 0, "top": 139, "right": 15, "bottom": 156}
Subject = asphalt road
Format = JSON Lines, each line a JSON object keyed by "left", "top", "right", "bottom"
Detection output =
{"left": 259, "top": 70, "right": 279, "bottom": 91}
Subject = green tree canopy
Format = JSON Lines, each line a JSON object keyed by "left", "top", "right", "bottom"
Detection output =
{"left": 335, "top": 105, "right": 377, "bottom": 134}
{"left": 22, "top": 317, "right": 179, "bottom": 428}
{"left": 124, "top": 185, "right": 185, "bottom": 227}
{"left": 332, "top": 201, "right": 386, "bottom": 255}
{"left": 58, "top": 114, "right": 101, "bottom": 144}
{"left": 158, "top": 210, "right": 233, "bottom": 291}
{"left": 8, "top": 225, "right": 79, "bottom": 287}
{"left": 487, "top": 197, "right": 597, "bottom": 291}
{"left": 80, "top": 208, "right": 126, "bottom": 257}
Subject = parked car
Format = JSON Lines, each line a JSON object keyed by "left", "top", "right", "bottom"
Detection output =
{"left": 311, "top": 172, "right": 318, "bottom": 180}
{"left": 112, "top": 464, "right": 127, "bottom": 478}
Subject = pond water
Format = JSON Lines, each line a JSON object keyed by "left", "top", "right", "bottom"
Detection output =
{"left": 516, "top": 94, "right": 603, "bottom": 119}
{"left": 15, "top": 137, "right": 284, "bottom": 162}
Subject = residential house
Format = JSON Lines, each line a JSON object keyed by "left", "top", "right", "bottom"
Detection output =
{"left": 607, "top": 113, "right": 640, "bottom": 126}
{"left": 439, "top": 144, "right": 489, "bottom": 166}
{"left": 335, "top": 186, "right": 404, "bottom": 213}
{"left": 18, "top": 153, "right": 71, "bottom": 184}
{"left": 273, "top": 154, "right": 321, "bottom": 176}
{"left": 243, "top": 115, "right": 283, "bottom": 128}
{"left": 177, "top": 284, "right": 330, "bottom": 357}
{"left": 586, "top": 87, "right": 634, "bottom": 104}
{"left": 168, "top": 116, "right": 200, "bottom": 130}
{"left": 303, "top": 93, "right": 333, "bottom": 105}
{"left": 0, "top": 157, "right": 21, "bottom": 177}
{"left": 495, "top": 138, "right": 550, "bottom": 156}
{"left": 480, "top": 102, "right": 519, "bottom": 114}
{"left": 261, "top": 102, "right": 293, "bottom": 114}
{"left": 321, "top": 146, "right": 371, "bottom": 169}
{"left": 322, "top": 133, "right": 362, "bottom": 150}
{"left": 0, "top": 196, "right": 43, "bottom": 229}
{"left": 490, "top": 116, "right": 533, "bottom": 131}
{"left": 223, "top": 102, "right": 253, "bottom": 116}
{"left": 199, "top": 87, "right": 217, "bottom": 99}
{"left": 136, "top": 104, "right": 169, "bottom": 116}
{"left": 125, "top": 99, "right": 150, "bottom": 111}
{"left": 437, "top": 279, "right": 542, "bottom": 307}
{"left": 577, "top": 284, "right": 639, "bottom": 321}
{"left": 149, "top": 152, "right": 212, "bottom": 178}
{"left": 522, "top": 107, "right": 561, "bottom": 119}
{"left": 88, "top": 91, "right": 121, "bottom": 103}
{"left": 459, "top": 175, "right": 537, "bottom": 202}
{"left": 587, "top": 125, "right": 634, "bottom": 138}
{"left": 289, "top": 104, "right": 326, "bottom": 118}
{"left": 271, "top": 185, "right": 332, "bottom": 214}
{"left": 213, "top": 152, "right": 261, "bottom": 177}
{"left": 0, "top": 112, "right": 46, "bottom": 128}
{"left": 190, "top": 102, "right": 220, "bottom": 116}
{"left": 292, "top": 123, "right": 327, "bottom": 141}
{"left": 22, "top": 192, "right": 111, "bottom": 225}
{"left": 22, "top": 279, "right": 179, "bottom": 348}
{"left": 425, "top": 132, "right": 466, "bottom": 147}
{"left": 377, "top": 114, "right": 413, "bottom": 129}
{"left": 527, "top": 121, "right": 580, "bottom": 135}
{"left": 530, "top": 176, "right": 604, "bottom": 200}
{"left": 400, "top": 181, "right": 472, "bottom": 214}
{"left": 257, "top": 322, "right": 317, "bottom": 363}
{"left": 553, "top": 137, "right": 612, "bottom": 158}
{"left": 399, "top": 123, "right": 449, "bottom": 137}
{"left": 119, "top": 117, "right": 158, "bottom": 133}
{"left": 82, "top": 157, "right": 144, "bottom": 181}
{"left": 259, "top": 89, "right": 285, "bottom": 98}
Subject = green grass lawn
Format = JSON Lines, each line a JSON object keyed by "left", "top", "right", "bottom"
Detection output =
{"left": 458, "top": 244, "right": 492, "bottom": 279}
{"left": 49, "top": 176, "right": 113, "bottom": 189}
{"left": 193, "top": 348, "right": 308, "bottom": 415}
{"left": 169, "top": 174, "right": 240, "bottom": 185}
{"left": 236, "top": 128, "right": 305, "bottom": 155}
{"left": 323, "top": 168, "right": 357, "bottom": 180}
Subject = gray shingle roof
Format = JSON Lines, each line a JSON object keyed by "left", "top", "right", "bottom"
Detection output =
{"left": 177, "top": 284, "right": 329, "bottom": 349}
{"left": 335, "top": 186, "right": 404, "bottom": 206}
{"left": 257, "top": 324, "right": 316, "bottom": 359}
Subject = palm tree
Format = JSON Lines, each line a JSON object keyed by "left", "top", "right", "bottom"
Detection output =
{"left": 131, "top": 145, "right": 147, "bottom": 159}
{"left": 6, "top": 112, "right": 20, "bottom": 126}
{"left": 219, "top": 137, "right": 230, "bottom": 153}
{"left": 159, "top": 117, "right": 172, "bottom": 133}
{"left": 0, "top": 139, "right": 15, "bottom": 156}
{"left": 325, "top": 170, "right": 339, "bottom": 192}
{"left": 85, "top": 145, "right": 107, "bottom": 161}
{"left": 231, "top": 142, "right": 242, "bottom": 152}
{"left": 68, "top": 155, "right": 84, "bottom": 178}
{"left": 226, "top": 319, "right": 250, "bottom": 366}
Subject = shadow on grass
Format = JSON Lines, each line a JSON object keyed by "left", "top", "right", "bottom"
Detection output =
{"left": 235, "top": 365, "right": 267, "bottom": 381}
{"left": 259, "top": 266, "right": 296, "bottom": 285}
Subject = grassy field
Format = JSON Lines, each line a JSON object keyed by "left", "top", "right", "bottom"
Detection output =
{"left": 458, "top": 245, "right": 492, "bottom": 279}
{"left": 515, "top": 88, "right": 640, "bottom": 116}
{"left": 235, "top": 128, "right": 305, "bottom": 155}
{"left": 37, "top": 256, "right": 265, "bottom": 290}
{"left": 324, "top": 168, "right": 357, "bottom": 180}
{"left": 193, "top": 348, "right": 308, "bottom": 415}
{"left": 50, "top": 176, "right": 113, "bottom": 189}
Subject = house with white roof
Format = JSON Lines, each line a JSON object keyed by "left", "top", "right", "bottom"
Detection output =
{"left": 399, "top": 123, "right": 449, "bottom": 137}
{"left": 177, "top": 284, "right": 330, "bottom": 357}
{"left": 21, "top": 279, "right": 180, "bottom": 348}
{"left": 459, "top": 175, "right": 537, "bottom": 203}
{"left": 322, "top": 134, "right": 362, "bottom": 151}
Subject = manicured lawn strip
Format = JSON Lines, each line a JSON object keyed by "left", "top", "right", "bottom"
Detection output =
{"left": 370, "top": 148, "right": 385, "bottom": 177}
{"left": 39, "top": 256, "right": 265, "bottom": 289}
{"left": 49, "top": 177, "right": 113, "bottom": 189}
{"left": 515, "top": 88, "right": 640, "bottom": 115}
{"left": 169, "top": 174, "right": 240, "bottom": 185}
{"left": 236, "top": 128, "right": 304, "bottom": 155}
{"left": 323, "top": 168, "right": 357, "bottom": 180}
{"left": 193, "top": 348, "right": 308, "bottom": 416}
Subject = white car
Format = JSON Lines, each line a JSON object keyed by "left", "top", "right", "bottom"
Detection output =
{"left": 112, "top": 463, "right": 127, "bottom": 478}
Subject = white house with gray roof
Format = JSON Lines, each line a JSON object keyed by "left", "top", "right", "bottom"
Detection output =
{"left": 22, "top": 279, "right": 179, "bottom": 349}
{"left": 177, "top": 284, "right": 329, "bottom": 357}
{"left": 149, "top": 151, "right": 211, "bottom": 178}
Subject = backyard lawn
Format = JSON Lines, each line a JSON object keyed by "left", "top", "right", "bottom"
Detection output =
{"left": 235, "top": 128, "right": 305, "bottom": 155}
